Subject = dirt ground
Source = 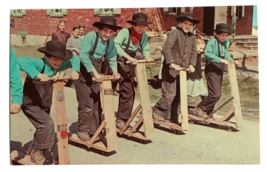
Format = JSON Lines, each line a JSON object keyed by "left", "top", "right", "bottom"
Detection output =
{"left": 10, "top": 56, "right": 260, "bottom": 165}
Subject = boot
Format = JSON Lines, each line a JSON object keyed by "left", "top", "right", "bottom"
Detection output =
{"left": 116, "top": 118, "right": 126, "bottom": 129}
{"left": 31, "top": 149, "right": 45, "bottom": 165}
{"left": 193, "top": 106, "right": 208, "bottom": 118}
{"left": 77, "top": 131, "right": 90, "bottom": 142}
{"left": 152, "top": 107, "right": 165, "bottom": 121}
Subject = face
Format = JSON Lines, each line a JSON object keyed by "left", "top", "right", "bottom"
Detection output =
{"left": 180, "top": 20, "right": 194, "bottom": 33}
{"left": 73, "top": 29, "right": 80, "bottom": 38}
{"left": 59, "top": 22, "right": 66, "bottom": 32}
{"left": 215, "top": 32, "right": 229, "bottom": 42}
{"left": 46, "top": 56, "right": 63, "bottom": 69}
{"left": 133, "top": 24, "right": 147, "bottom": 34}
{"left": 99, "top": 27, "right": 115, "bottom": 40}
{"left": 79, "top": 27, "right": 85, "bottom": 36}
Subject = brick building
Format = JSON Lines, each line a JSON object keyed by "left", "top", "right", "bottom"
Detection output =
{"left": 10, "top": 6, "right": 254, "bottom": 46}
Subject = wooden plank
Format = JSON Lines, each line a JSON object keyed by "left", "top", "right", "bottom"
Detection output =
{"left": 204, "top": 97, "right": 234, "bottom": 120}
{"left": 136, "top": 63, "right": 154, "bottom": 140}
{"left": 219, "top": 107, "right": 235, "bottom": 123}
{"left": 153, "top": 119, "right": 182, "bottom": 131}
{"left": 101, "top": 80, "right": 117, "bottom": 152}
{"left": 117, "top": 128, "right": 147, "bottom": 140}
{"left": 179, "top": 70, "right": 189, "bottom": 130}
{"left": 69, "top": 134, "right": 108, "bottom": 152}
{"left": 227, "top": 63, "right": 243, "bottom": 128}
{"left": 188, "top": 114, "right": 237, "bottom": 128}
{"left": 87, "top": 121, "right": 106, "bottom": 148}
{"left": 10, "top": 150, "right": 35, "bottom": 165}
{"left": 53, "top": 71, "right": 70, "bottom": 165}
{"left": 120, "top": 104, "right": 142, "bottom": 134}
{"left": 129, "top": 117, "right": 144, "bottom": 137}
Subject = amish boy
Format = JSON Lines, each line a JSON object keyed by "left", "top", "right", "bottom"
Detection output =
{"left": 75, "top": 16, "right": 121, "bottom": 141}
{"left": 18, "top": 40, "right": 80, "bottom": 164}
{"left": 152, "top": 12, "right": 198, "bottom": 124}
{"left": 194, "top": 23, "right": 239, "bottom": 118}
{"left": 114, "top": 12, "right": 153, "bottom": 128}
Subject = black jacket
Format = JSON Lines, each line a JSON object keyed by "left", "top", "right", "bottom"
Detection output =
{"left": 162, "top": 27, "right": 197, "bottom": 77}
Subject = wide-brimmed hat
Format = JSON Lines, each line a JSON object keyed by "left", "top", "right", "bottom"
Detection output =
{"left": 93, "top": 16, "right": 122, "bottom": 30}
{"left": 176, "top": 12, "right": 200, "bottom": 24}
{"left": 127, "top": 12, "right": 152, "bottom": 26}
{"left": 37, "top": 40, "right": 73, "bottom": 60}
{"left": 214, "top": 23, "right": 233, "bottom": 34}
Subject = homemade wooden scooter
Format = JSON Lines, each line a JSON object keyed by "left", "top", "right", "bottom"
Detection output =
{"left": 116, "top": 59, "right": 154, "bottom": 142}
{"left": 153, "top": 68, "right": 189, "bottom": 133}
{"left": 188, "top": 63, "right": 243, "bottom": 131}
{"left": 11, "top": 72, "right": 72, "bottom": 165}
{"left": 69, "top": 75, "right": 117, "bottom": 154}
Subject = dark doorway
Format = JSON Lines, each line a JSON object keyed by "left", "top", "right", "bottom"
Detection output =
{"left": 203, "top": 7, "right": 215, "bottom": 35}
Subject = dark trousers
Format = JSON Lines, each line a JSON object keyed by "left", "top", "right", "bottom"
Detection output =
{"left": 74, "top": 79, "right": 102, "bottom": 135}
{"left": 21, "top": 104, "right": 55, "bottom": 150}
{"left": 116, "top": 78, "right": 135, "bottom": 120}
{"left": 197, "top": 63, "right": 223, "bottom": 115}
{"left": 154, "top": 65, "right": 181, "bottom": 123}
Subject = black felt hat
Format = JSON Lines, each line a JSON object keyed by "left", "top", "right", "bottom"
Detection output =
{"left": 214, "top": 23, "right": 233, "bottom": 34}
{"left": 93, "top": 16, "right": 122, "bottom": 30}
{"left": 37, "top": 40, "right": 73, "bottom": 60}
{"left": 175, "top": 12, "right": 200, "bottom": 24}
{"left": 127, "top": 12, "right": 152, "bottom": 25}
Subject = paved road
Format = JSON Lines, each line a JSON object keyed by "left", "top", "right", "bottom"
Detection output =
{"left": 10, "top": 84, "right": 260, "bottom": 165}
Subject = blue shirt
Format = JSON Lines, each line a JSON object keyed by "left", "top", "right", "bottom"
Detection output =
{"left": 10, "top": 47, "right": 23, "bottom": 104}
{"left": 79, "top": 31, "right": 117, "bottom": 73}
{"left": 204, "top": 37, "right": 233, "bottom": 63}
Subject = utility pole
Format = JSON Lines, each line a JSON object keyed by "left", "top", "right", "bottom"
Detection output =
{"left": 232, "top": 6, "right": 236, "bottom": 36}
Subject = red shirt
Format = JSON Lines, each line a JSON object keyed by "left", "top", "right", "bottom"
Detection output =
{"left": 52, "top": 31, "right": 70, "bottom": 44}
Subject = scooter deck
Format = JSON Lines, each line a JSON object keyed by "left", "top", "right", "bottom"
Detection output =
{"left": 188, "top": 114, "right": 238, "bottom": 130}
{"left": 69, "top": 133, "right": 113, "bottom": 152}
{"left": 10, "top": 150, "right": 35, "bottom": 165}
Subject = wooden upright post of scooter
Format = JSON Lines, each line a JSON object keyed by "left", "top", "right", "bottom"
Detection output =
{"left": 100, "top": 78, "right": 117, "bottom": 151}
{"left": 53, "top": 71, "right": 70, "bottom": 165}
{"left": 227, "top": 63, "right": 243, "bottom": 128}
{"left": 135, "top": 62, "right": 154, "bottom": 140}
{"left": 179, "top": 69, "right": 189, "bottom": 130}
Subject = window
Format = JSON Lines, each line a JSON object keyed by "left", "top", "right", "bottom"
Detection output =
{"left": 47, "top": 9, "right": 67, "bottom": 17}
{"left": 94, "top": 8, "right": 121, "bottom": 16}
{"left": 10, "top": 18, "right": 15, "bottom": 27}
{"left": 231, "top": 6, "right": 245, "bottom": 19}
{"left": 10, "top": 9, "right": 26, "bottom": 17}
{"left": 163, "top": 7, "right": 185, "bottom": 17}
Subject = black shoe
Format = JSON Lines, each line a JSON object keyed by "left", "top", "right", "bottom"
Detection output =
{"left": 77, "top": 131, "right": 90, "bottom": 142}
{"left": 31, "top": 149, "right": 45, "bottom": 165}
{"left": 193, "top": 106, "right": 208, "bottom": 118}
{"left": 152, "top": 108, "right": 165, "bottom": 121}
{"left": 116, "top": 118, "right": 126, "bottom": 129}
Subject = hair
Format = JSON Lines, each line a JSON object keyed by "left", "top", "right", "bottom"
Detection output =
{"left": 72, "top": 26, "right": 80, "bottom": 31}
{"left": 97, "top": 25, "right": 117, "bottom": 32}
{"left": 180, "top": 19, "right": 195, "bottom": 25}
{"left": 58, "top": 20, "right": 66, "bottom": 25}
{"left": 79, "top": 25, "right": 85, "bottom": 29}
{"left": 215, "top": 31, "right": 229, "bottom": 35}
{"left": 45, "top": 53, "right": 53, "bottom": 58}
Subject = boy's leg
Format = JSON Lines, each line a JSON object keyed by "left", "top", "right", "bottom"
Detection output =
{"left": 197, "top": 66, "right": 223, "bottom": 115}
{"left": 154, "top": 76, "right": 177, "bottom": 120}
{"left": 74, "top": 79, "right": 94, "bottom": 141}
{"left": 171, "top": 75, "right": 181, "bottom": 123}
{"left": 117, "top": 78, "right": 135, "bottom": 121}
{"left": 21, "top": 105, "right": 54, "bottom": 150}
{"left": 21, "top": 105, "right": 54, "bottom": 164}
{"left": 88, "top": 91, "right": 102, "bottom": 135}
